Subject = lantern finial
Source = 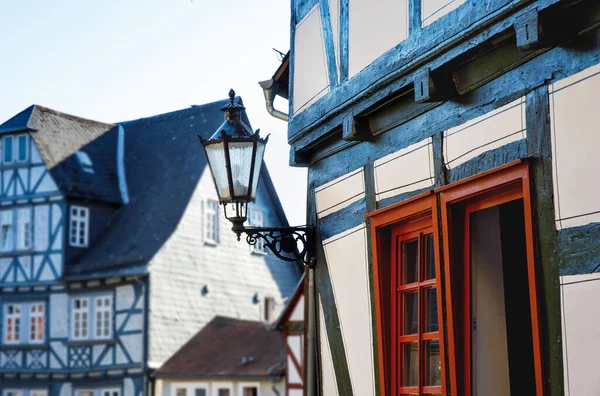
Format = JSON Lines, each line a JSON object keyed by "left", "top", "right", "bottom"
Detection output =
{"left": 228, "top": 89, "right": 236, "bottom": 103}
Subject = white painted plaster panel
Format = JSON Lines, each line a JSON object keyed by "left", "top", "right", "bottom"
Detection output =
{"left": 0, "top": 258, "right": 9, "bottom": 280}
{"left": 315, "top": 167, "right": 364, "bottom": 218}
{"left": 39, "top": 256, "right": 55, "bottom": 280}
{"left": 374, "top": 137, "right": 434, "bottom": 201}
{"left": 550, "top": 63, "right": 600, "bottom": 229}
{"left": 560, "top": 273, "right": 600, "bottom": 395}
{"left": 319, "top": 298, "right": 339, "bottom": 396}
{"left": 31, "top": 141, "right": 43, "bottom": 164}
{"left": 34, "top": 204, "right": 49, "bottom": 251}
{"left": 51, "top": 253, "right": 62, "bottom": 277}
{"left": 30, "top": 166, "right": 44, "bottom": 192}
{"left": 17, "top": 168, "right": 27, "bottom": 195}
{"left": 349, "top": 0, "right": 409, "bottom": 78}
{"left": 290, "top": 295, "right": 305, "bottom": 321}
{"left": 323, "top": 225, "right": 375, "bottom": 396}
{"left": 123, "top": 312, "right": 144, "bottom": 332}
{"left": 59, "top": 383, "right": 72, "bottom": 396}
{"left": 288, "top": 335, "right": 303, "bottom": 363}
{"left": 50, "top": 293, "right": 69, "bottom": 338}
{"left": 422, "top": 0, "right": 466, "bottom": 26}
{"left": 51, "top": 341, "right": 67, "bottom": 368}
{"left": 120, "top": 333, "right": 143, "bottom": 363}
{"left": 3, "top": 170, "right": 12, "bottom": 195}
{"left": 288, "top": 355, "right": 303, "bottom": 384}
{"left": 444, "top": 97, "right": 526, "bottom": 169}
{"left": 289, "top": 390, "right": 303, "bottom": 396}
{"left": 35, "top": 171, "right": 59, "bottom": 193}
{"left": 117, "top": 284, "right": 136, "bottom": 310}
{"left": 294, "top": 4, "right": 330, "bottom": 114}
{"left": 124, "top": 378, "right": 135, "bottom": 396}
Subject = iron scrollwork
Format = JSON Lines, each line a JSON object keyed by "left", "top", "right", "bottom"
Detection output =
{"left": 244, "top": 226, "right": 312, "bottom": 264}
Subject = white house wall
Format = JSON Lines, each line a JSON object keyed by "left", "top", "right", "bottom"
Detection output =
{"left": 315, "top": 167, "right": 364, "bottom": 218}
{"left": 321, "top": 224, "right": 375, "bottom": 396}
{"left": 147, "top": 167, "right": 299, "bottom": 366}
{"left": 421, "top": 0, "right": 466, "bottom": 26}
{"left": 549, "top": 63, "right": 600, "bottom": 230}
{"left": 293, "top": 4, "right": 330, "bottom": 114}
{"left": 319, "top": 298, "right": 339, "bottom": 396}
{"left": 348, "top": 0, "right": 408, "bottom": 78}
{"left": 560, "top": 273, "right": 600, "bottom": 396}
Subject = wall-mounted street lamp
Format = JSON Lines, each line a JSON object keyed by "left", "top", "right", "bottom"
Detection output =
{"left": 198, "top": 89, "right": 316, "bottom": 396}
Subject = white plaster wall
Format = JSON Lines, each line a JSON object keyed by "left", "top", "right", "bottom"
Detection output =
{"left": 348, "top": 0, "right": 409, "bottom": 78}
{"left": 560, "top": 273, "right": 600, "bottom": 396}
{"left": 550, "top": 62, "right": 600, "bottom": 229}
{"left": 421, "top": 0, "right": 466, "bottom": 26}
{"left": 444, "top": 97, "right": 526, "bottom": 169}
{"left": 322, "top": 224, "right": 375, "bottom": 396}
{"left": 293, "top": 4, "right": 330, "bottom": 114}
{"left": 315, "top": 167, "right": 364, "bottom": 218}
{"left": 319, "top": 298, "right": 339, "bottom": 396}
{"left": 161, "top": 380, "right": 283, "bottom": 396}
{"left": 50, "top": 293, "right": 69, "bottom": 338}
{"left": 290, "top": 295, "right": 305, "bottom": 321}
{"left": 374, "top": 137, "right": 434, "bottom": 201}
{"left": 147, "top": 167, "right": 299, "bottom": 365}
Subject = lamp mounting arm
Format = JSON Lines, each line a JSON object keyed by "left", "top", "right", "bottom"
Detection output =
{"left": 243, "top": 226, "right": 313, "bottom": 265}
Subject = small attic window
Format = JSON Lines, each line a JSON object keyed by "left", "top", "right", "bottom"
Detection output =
{"left": 75, "top": 151, "right": 94, "bottom": 174}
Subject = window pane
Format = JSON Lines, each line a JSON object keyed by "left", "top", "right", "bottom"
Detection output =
{"left": 218, "top": 390, "right": 230, "bottom": 396}
{"left": 176, "top": 389, "right": 187, "bottom": 396}
{"left": 4, "top": 136, "right": 13, "bottom": 163}
{"left": 402, "top": 292, "right": 418, "bottom": 335}
{"left": 18, "top": 135, "right": 27, "bottom": 161}
{"left": 425, "top": 341, "right": 442, "bottom": 386}
{"left": 402, "top": 239, "right": 418, "bottom": 284}
{"left": 401, "top": 342, "right": 419, "bottom": 387}
{"left": 424, "top": 234, "right": 436, "bottom": 280}
{"left": 425, "top": 287, "right": 438, "bottom": 333}
{"left": 194, "top": 390, "right": 207, "bottom": 396}
{"left": 243, "top": 388, "right": 257, "bottom": 396}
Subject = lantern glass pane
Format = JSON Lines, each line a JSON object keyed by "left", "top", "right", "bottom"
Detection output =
{"left": 228, "top": 141, "right": 254, "bottom": 198}
{"left": 204, "top": 142, "right": 231, "bottom": 201}
{"left": 250, "top": 142, "right": 265, "bottom": 199}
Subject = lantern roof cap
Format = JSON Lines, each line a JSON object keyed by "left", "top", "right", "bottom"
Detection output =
{"left": 220, "top": 89, "right": 246, "bottom": 112}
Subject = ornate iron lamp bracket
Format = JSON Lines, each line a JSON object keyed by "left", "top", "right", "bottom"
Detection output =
{"left": 243, "top": 226, "right": 313, "bottom": 265}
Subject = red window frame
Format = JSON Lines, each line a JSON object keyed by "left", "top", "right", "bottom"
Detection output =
{"left": 368, "top": 160, "right": 544, "bottom": 396}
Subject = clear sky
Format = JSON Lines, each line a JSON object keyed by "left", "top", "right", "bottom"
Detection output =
{"left": 0, "top": 0, "right": 307, "bottom": 225}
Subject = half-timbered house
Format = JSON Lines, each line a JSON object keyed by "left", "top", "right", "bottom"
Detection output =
{"left": 0, "top": 99, "right": 300, "bottom": 396}
{"left": 260, "top": 0, "right": 600, "bottom": 394}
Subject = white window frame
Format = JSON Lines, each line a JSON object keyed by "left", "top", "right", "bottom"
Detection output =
{"left": 170, "top": 383, "right": 209, "bottom": 396}
{"left": 3, "top": 304, "right": 21, "bottom": 344}
{"left": 3, "top": 390, "right": 23, "bottom": 396}
{"left": 1, "top": 209, "right": 13, "bottom": 252}
{"left": 71, "top": 297, "right": 90, "bottom": 340}
{"left": 70, "top": 206, "right": 90, "bottom": 248}
{"left": 3, "top": 136, "right": 14, "bottom": 164}
{"left": 29, "top": 302, "right": 45, "bottom": 343}
{"left": 248, "top": 209, "right": 265, "bottom": 253}
{"left": 30, "top": 391, "right": 47, "bottom": 396}
{"left": 16, "top": 207, "right": 32, "bottom": 251}
{"left": 203, "top": 199, "right": 219, "bottom": 245}
{"left": 94, "top": 295, "right": 113, "bottom": 339}
{"left": 238, "top": 383, "right": 260, "bottom": 396}
{"left": 75, "top": 151, "right": 95, "bottom": 174}
{"left": 101, "top": 388, "right": 121, "bottom": 396}
{"left": 212, "top": 384, "right": 233, "bottom": 396}
{"left": 263, "top": 296, "right": 276, "bottom": 322}
{"left": 75, "top": 390, "right": 94, "bottom": 396}
{"left": 16, "top": 134, "right": 28, "bottom": 163}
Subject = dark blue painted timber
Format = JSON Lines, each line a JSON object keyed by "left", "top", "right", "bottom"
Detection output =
{"left": 318, "top": 198, "right": 366, "bottom": 240}
{"left": 288, "top": 0, "right": 562, "bottom": 150}
{"left": 319, "top": 0, "right": 339, "bottom": 89}
{"left": 304, "top": 34, "right": 600, "bottom": 188}
{"left": 559, "top": 223, "right": 600, "bottom": 275}
{"left": 339, "top": 0, "right": 349, "bottom": 83}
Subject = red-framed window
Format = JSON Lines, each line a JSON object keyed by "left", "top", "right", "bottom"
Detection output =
{"left": 391, "top": 220, "right": 442, "bottom": 396}
{"left": 368, "top": 161, "right": 544, "bottom": 396}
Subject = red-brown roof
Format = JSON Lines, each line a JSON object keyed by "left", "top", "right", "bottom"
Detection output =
{"left": 156, "top": 316, "right": 285, "bottom": 379}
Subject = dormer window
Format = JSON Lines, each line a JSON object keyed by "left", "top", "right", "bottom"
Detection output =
{"left": 75, "top": 151, "right": 94, "bottom": 174}
{"left": 2, "top": 135, "right": 29, "bottom": 164}
{"left": 70, "top": 206, "right": 89, "bottom": 247}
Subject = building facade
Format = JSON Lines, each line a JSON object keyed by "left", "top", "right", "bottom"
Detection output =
{"left": 0, "top": 101, "right": 300, "bottom": 396}
{"left": 261, "top": 0, "right": 600, "bottom": 395}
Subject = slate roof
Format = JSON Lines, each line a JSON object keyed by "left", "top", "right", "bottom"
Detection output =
{"left": 155, "top": 316, "right": 285, "bottom": 379}
{"left": 0, "top": 105, "right": 121, "bottom": 203}
{"left": 66, "top": 97, "right": 289, "bottom": 277}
